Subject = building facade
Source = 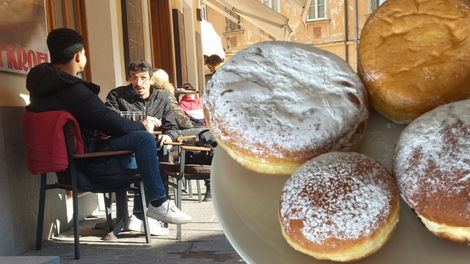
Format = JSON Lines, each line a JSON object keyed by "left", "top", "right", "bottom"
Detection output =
{"left": 0, "top": 0, "right": 204, "bottom": 256}
{"left": 203, "top": 0, "right": 387, "bottom": 71}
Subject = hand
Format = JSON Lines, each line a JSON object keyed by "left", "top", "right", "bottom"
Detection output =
{"left": 157, "top": 134, "right": 173, "bottom": 146}
{"left": 142, "top": 116, "right": 162, "bottom": 127}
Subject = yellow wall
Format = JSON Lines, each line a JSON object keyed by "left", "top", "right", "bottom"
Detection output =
{"left": 205, "top": 0, "right": 372, "bottom": 70}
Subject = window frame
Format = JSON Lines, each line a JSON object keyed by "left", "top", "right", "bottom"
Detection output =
{"left": 371, "top": 0, "right": 387, "bottom": 11}
{"left": 307, "top": 0, "right": 327, "bottom": 22}
{"left": 224, "top": 7, "right": 242, "bottom": 32}
{"left": 201, "top": 4, "right": 207, "bottom": 21}
{"left": 262, "top": 0, "right": 280, "bottom": 13}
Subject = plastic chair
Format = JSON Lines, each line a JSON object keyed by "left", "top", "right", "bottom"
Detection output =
{"left": 22, "top": 110, "right": 151, "bottom": 259}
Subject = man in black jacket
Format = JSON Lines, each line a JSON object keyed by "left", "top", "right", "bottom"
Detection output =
{"left": 105, "top": 59, "right": 179, "bottom": 144}
{"left": 26, "top": 28, "right": 191, "bottom": 236}
{"left": 105, "top": 59, "right": 183, "bottom": 231}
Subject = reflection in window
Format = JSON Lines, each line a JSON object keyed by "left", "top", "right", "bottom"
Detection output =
{"left": 308, "top": 0, "right": 327, "bottom": 21}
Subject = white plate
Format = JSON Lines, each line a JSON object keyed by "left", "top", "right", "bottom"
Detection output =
{"left": 211, "top": 107, "right": 470, "bottom": 264}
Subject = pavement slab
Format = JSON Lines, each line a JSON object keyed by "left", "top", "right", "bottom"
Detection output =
{"left": 21, "top": 184, "right": 246, "bottom": 264}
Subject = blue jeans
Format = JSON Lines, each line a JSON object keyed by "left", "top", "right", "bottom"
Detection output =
{"left": 105, "top": 131, "right": 166, "bottom": 204}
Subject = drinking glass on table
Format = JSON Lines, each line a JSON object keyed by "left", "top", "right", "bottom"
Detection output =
{"left": 120, "top": 111, "right": 131, "bottom": 119}
{"left": 144, "top": 117, "right": 161, "bottom": 133}
{"left": 132, "top": 111, "right": 143, "bottom": 122}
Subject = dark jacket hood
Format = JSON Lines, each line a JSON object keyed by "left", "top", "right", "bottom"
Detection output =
{"left": 26, "top": 63, "right": 100, "bottom": 97}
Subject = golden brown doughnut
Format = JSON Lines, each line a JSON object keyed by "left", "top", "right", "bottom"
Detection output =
{"left": 279, "top": 152, "right": 399, "bottom": 262}
{"left": 358, "top": 0, "right": 470, "bottom": 124}
{"left": 203, "top": 41, "right": 369, "bottom": 176}
{"left": 393, "top": 99, "right": 470, "bottom": 245}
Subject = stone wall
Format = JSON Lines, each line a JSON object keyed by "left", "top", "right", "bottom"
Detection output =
{"left": 0, "top": 106, "right": 98, "bottom": 256}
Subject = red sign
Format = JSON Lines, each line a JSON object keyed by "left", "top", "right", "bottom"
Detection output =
{"left": 314, "top": 27, "right": 322, "bottom": 38}
{"left": 230, "top": 37, "right": 237, "bottom": 46}
{"left": 0, "top": 44, "right": 49, "bottom": 72}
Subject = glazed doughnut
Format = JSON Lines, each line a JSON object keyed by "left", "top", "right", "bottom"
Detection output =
{"left": 358, "top": 0, "right": 470, "bottom": 124}
{"left": 279, "top": 152, "right": 399, "bottom": 262}
{"left": 393, "top": 99, "right": 470, "bottom": 245}
{"left": 203, "top": 41, "right": 369, "bottom": 176}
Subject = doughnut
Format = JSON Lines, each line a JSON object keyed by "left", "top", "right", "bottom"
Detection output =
{"left": 279, "top": 152, "right": 399, "bottom": 262}
{"left": 393, "top": 99, "right": 470, "bottom": 245}
{"left": 358, "top": 0, "right": 470, "bottom": 124}
{"left": 203, "top": 41, "right": 369, "bottom": 176}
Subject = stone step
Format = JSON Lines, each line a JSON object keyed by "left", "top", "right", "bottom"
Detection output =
{"left": 0, "top": 256, "right": 59, "bottom": 264}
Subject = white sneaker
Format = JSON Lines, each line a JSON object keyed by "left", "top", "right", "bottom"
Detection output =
{"left": 146, "top": 200, "right": 192, "bottom": 224}
{"left": 127, "top": 215, "right": 169, "bottom": 236}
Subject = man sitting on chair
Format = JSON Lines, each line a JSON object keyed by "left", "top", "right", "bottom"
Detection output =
{"left": 105, "top": 59, "right": 181, "bottom": 230}
{"left": 106, "top": 59, "right": 180, "bottom": 139}
{"left": 25, "top": 28, "right": 192, "bottom": 236}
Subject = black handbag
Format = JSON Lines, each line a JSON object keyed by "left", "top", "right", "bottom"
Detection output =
{"left": 56, "top": 132, "right": 131, "bottom": 192}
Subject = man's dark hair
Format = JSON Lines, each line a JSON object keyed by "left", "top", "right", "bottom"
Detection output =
{"left": 205, "top": 54, "right": 223, "bottom": 66}
{"left": 127, "top": 59, "right": 153, "bottom": 78}
{"left": 47, "top": 28, "right": 84, "bottom": 64}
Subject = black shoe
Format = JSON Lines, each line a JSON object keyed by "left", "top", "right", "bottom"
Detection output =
{"left": 203, "top": 187, "right": 212, "bottom": 201}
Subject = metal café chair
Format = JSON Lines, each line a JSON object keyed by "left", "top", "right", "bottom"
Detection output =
{"left": 23, "top": 110, "right": 151, "bottom": 259}
{"left": 159, "top": 136, "right": 212, "bottom": 239}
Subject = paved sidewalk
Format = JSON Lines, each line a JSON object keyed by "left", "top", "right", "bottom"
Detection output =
{"left": 21, "top": 184, "right": 246, "bottom": 264}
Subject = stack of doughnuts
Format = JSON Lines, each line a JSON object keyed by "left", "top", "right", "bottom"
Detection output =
{"left": 393, "top": 99, "right": 470, "bottom": 245}
{"left": 279, "top": 152, "right": 399, "bottom": 262}
{"left": 203, "top": 41, "right": 369, "bottom": 176}
{"left": 358, "top": 0, "right": 470, "bottom": 124}
{"left": 204, "top": 0, "right": 470, "bottom": 256}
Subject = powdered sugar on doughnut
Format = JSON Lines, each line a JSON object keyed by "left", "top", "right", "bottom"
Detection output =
{"left": 280, "top": 152, "right": 395, "bottom": 244}
{"left": 203, "top": 41, "right": 368, "bottom": 161}
{"left": 393, "top": 100, "right": 470, "bottom": 211}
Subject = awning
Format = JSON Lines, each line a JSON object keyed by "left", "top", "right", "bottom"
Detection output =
{"left": 201, "top": 19, "right": 226, "bottom": 59}
{"left": 282, "top": 0, "right": 312, "bottom": 23}
{"left": 202, "top": 0, "right": 292, "bottom": 41}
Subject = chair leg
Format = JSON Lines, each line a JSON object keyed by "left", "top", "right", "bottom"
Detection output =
{"left": 112, "top": 192, "right": 128, "bottom": 237}
{"left": 103, "top": 193, "right": 113, "bottom": 232}
{"left": 36, "top": 173, "right": 47, "bottom": 250}
{"left": 176, "top": 179, "right": 183, "bottom": 240}
{"left": 196, "top": 180, "right": 202, "bottom": 203}
{"left": 139, "top": 181, "right": 151, "bottom": 243}
{"left": 187, "top": 180, "right": 193, "bottom": 198}
{"left": 162, "top": 173, "right": 169, "bottom": 229}
{"left": 71, "top": 176, "right": 80, "bottom": 259}
{"left": 172, "top": 177, "right": 178, "bottom": 204}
